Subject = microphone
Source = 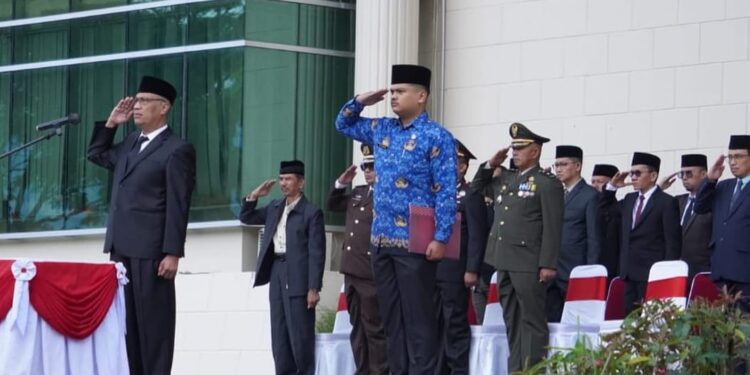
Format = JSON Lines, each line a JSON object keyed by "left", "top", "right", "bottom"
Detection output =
{"left": 36, "top": 113, "right": 80, "bottom": 131}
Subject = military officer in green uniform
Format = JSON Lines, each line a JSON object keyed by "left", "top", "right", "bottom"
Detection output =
{"left": 471, "top": 122, "right": 564, "bottom": 372}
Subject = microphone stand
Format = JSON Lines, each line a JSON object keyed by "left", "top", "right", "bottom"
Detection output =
{"left": 0, "top": 127, "right": 64, "bottom": 160}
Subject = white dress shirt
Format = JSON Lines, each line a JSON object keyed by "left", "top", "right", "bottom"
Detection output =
{"left": 273, "top": 196, "right": 301, "bottom": 254}
{"left": 138, "top": 124, "right": 169, "bottom": 152}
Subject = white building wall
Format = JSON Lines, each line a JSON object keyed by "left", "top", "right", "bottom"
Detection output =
{"left": 443, "top": 0, "right": 750, "bottom": 193}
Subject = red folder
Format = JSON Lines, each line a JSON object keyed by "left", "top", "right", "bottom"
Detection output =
{"left": 408, "top": 204, "right": 461, "bottom": 260}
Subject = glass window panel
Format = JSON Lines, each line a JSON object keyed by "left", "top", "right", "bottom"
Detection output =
{"left": 7, "top": 67, "right": 68, "bottom": 232}
{"left": 64, "top": 61, "right": 126, "bottom": 229}
{"left": 69, "top": 14, "right": 127, "bottom": 58}
{"left": 293, "top": 52, "right": 353, "bottom": 223}
{"left": 0, "top": 2, "right": 12, "bottom": 21}
{"left": 187, "top": 0, "right": 245, "bottom": 45}
{"left": 128, "top": 6, "right": 186, "bottom": 52}
{"left": 0, "top": 73, "right": 10, "bottom": 231}
{"left": 14, "top": 0, "right": 69, "bottom": 18}
{"left": 241, "top": 47, "right": 297, "bottom": 205}
{"left": 185, "top": 48, "right": 244, "bottom": 221}
{"left": 13, "top": 23, "right": 69, "bottom": 64}
{"left": 246, "top": 0, "right": 354, "bottom": 52}
{"left": 0, "top": 31, "right": 10, "bottom": 65}
{"left": 72, "top": 0, "right": 127, "bottom": 11}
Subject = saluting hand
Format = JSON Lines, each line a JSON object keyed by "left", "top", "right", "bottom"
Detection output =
{"left": 658, "top": 172, "right": 678, "bottom": 191}
{"left": 489, "top": 147, "right": 510, "bottom": 168}
{"left": 355, "top": 89, "right": 388, "bottom": 106}
{"left": 708, "top": 155, "right": 725, "bottom": 182}
{"left": 337, "top": 165, "right": 358, "bottom": 185}
{"left": 105, "top": 97, "right": 135, "bottom": 128}
{"left": 610, "top": 171, "right": 631, "bottom": 189}
{"left": 247, "top": 179, "right": 276, "bottom": 201}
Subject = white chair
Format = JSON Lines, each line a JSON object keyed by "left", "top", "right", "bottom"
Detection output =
{"left": 548, "top": 265, "right": 608, "bottom": 353}
{"left": 332, "top": 284, "right": 352, "bottom": 334}
{"left": 315, "top": 284, "right": 355, "bottom": 374}
{"left": 560, "top": 264, "right": 608, "bottom": 325}
{"left": 644, "top": 260, "right": 689, "bottom": 309}
{"left": 482, "top": 272, "right": 505, "bottom": 326}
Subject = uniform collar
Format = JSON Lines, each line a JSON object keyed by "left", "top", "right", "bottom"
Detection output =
{"left": 398, "top": 111, "right": 429, "bottom": 129}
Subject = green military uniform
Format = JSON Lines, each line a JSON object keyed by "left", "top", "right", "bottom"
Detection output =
{"left": 471, "top": 123, "right": 564, "bottom": 372}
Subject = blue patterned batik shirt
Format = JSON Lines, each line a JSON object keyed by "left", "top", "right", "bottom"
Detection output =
{"left": 335, "top": 98, "right": 457, "bottom": 250}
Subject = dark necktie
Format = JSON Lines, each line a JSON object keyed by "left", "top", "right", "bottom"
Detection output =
{"left": 730, "top": 179, "right": 744, "bottom": 211}
{"left": 126, "top": 136, "right": 149, "bottom": 169}
{"left": 131, "top": 135, "right": 149, "bottom": 154}
{"left": 682, "top": 197, "right": 694, "bottom": 227}
{"left": 633, "top": 194, "right": 645, "bottom": 227}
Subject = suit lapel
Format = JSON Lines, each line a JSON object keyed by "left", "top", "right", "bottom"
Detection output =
{"left": 623, "top": 193, "right": 636, "bottom": 231}
{"left": 565, "top": 180, "right": 584, "bottom": 207}
{"left": 633, "top": 188, "right": 660, "bottom": 230}
{"left": 727, "top": 181, "right": 750, "bottom": 219}
{"left": 121, "top": 128, "right": 172, "bottom": 181}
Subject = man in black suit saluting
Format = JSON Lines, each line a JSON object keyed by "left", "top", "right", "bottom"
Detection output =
{"left": 600, "top": 152, "right": 681, "bottom": 315}
{"left": 88, "top": 76, "right": 197, "bottom": 375}
{"left": 240, "top": 160, "right": 326, "bottom": 375}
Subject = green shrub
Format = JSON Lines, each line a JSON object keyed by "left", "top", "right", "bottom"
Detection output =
{"left": 316, "top": 307, "right": 336, "bottom": 334}
{"left": 522, "top": 292, "right": 750, "bottom": 375}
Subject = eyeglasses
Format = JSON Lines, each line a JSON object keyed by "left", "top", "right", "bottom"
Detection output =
{"left": 726, "top": 154, "right": 750, "bottom": 161}
{"left": 134, "top": 97, "right": 166, "bottom": 104}
{"left": 360, "top": 163, "right": 374, "bottom": 171}
{"left": 629, "top": 169, "right": 651, "bottom": 177}
{"left": 678, "top": 170, "right": 694, "bottom": 179}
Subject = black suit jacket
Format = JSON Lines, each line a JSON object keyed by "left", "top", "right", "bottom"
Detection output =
{"left": 87, "top": 122, "right": 196, "bottom": 259}
{"left": 600, "top": 187, "right": 681, "bottom": 281}
{"left": 327, "top": 184, "right": 374, "bottom": 280}
{"left": 676, "top": 194, "right": 712, "bottom": 278}
{"left": 694, "top": 178, "right": 750, "bottom": 283}
{"left": 557, "top": 180, "right": 601, "bottom": 282}
{"left": 596, "top": 192, "right": 621, "bottom": 279}
{"left": 436, "top": 181, "right": 489, "bottom": 283}
{"left": 240, "top": 195, "right": 326, "bottom": 296}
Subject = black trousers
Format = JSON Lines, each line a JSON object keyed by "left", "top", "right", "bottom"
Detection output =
{"left": 545, "top": 280, "right": 566, "bottom": 323}
{"left": 623, "top": 279, "right": 647, "bottom": 316}
{"left": 345, "top": 274, "right": 389, "bottom": 375}
{"left": 110, "top": 252, "right": 176, "bottom": 375}
{"left": 371, "top": 249, "right": 438, "bottom": 375}
{"left": 269, "top": 257, "right": 315, "bottom": 375}
{"left": 434, "top": 281, "right": 471, "bottom": 375}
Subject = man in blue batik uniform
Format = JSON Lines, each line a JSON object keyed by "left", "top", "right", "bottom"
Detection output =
{"left": 335, "top": 64, "right": 457, "bottom": 375}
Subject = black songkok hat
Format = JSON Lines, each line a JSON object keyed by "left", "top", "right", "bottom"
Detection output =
{"left": 280, "top": 160, "right": 305, "bottom": 176}
{"left": 631, "top": 152, "right": 661, "bottom": 172}
{"left": 729, "top": 135, "right": 750, "bottom": 151}
{"left": 138, "top": 76, "right": 177, "bottom": 104}
{"left": 391, "top": 64, "right": 431, "bottom": 92}
{"left": 592, "top": 164, "right": 618, "bottom": 178}
{"left": 681, "top": 154, "right": 707, "bottom": 169}
{"left": 556, "top": 145, "right": 583, "bottom": 160}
